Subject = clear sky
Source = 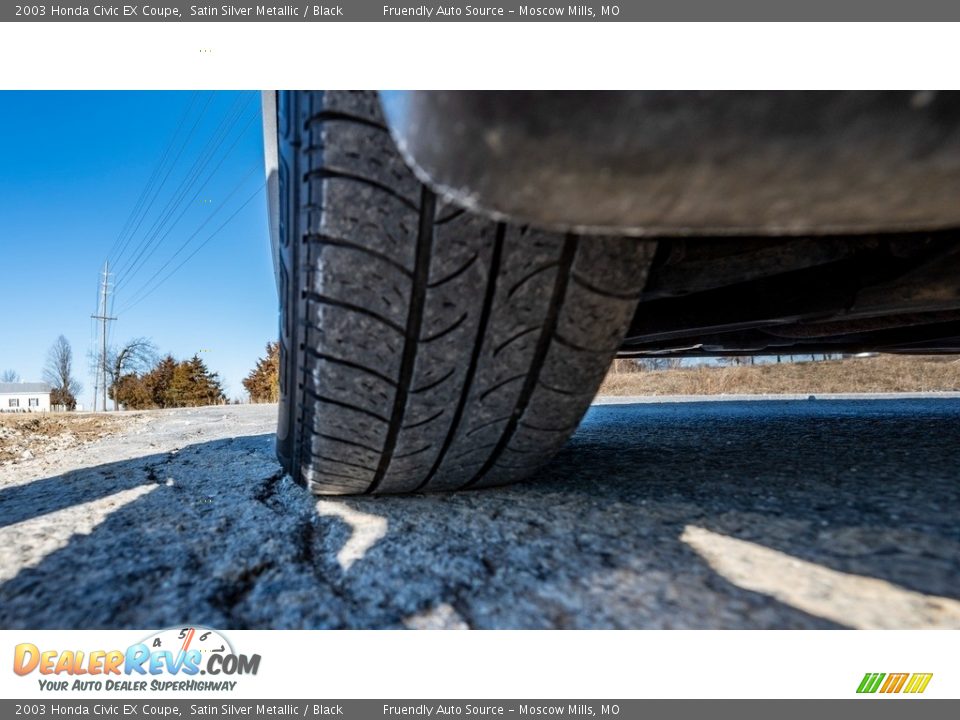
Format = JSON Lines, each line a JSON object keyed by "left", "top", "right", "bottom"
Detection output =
{"left": 0, "top": 91, "right": 276, "bottom": 406}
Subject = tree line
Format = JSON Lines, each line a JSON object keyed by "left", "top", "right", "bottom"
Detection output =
{"left": 6, "top": 336, "right": 280, "bottom": 410}
{"left": 111, "top": 353, "right": 226, "bottom": 409}
{"left": 114, "top": 339, "right": 279, "bottom": 409}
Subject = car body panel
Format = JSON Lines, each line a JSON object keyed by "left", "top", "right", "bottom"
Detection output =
{"left": 381, "top": 90, "right": 960, "bottom": 237}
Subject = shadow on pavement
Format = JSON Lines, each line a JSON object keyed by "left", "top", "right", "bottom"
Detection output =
{"left": 1, "top": 399, "right": 958, "bottom": 629}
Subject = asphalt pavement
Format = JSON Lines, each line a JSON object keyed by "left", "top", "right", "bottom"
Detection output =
{"left": 1, "top": 397, "right": 958, "bottom": 629}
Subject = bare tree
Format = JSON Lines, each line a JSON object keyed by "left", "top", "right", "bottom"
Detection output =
{"left": 43, "top": 335, "right": 83, "bottom": 410}
{"left": 1, "top": 369, "right": 20, "bottom": 383}
{"left": 635, "top": 357, "right": 683, "bottom": 371}
{"left": 106, "top": 338, "right": 158, "bottom": 410}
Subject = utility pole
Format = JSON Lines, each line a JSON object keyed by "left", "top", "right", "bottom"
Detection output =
{"left": 91, "top": 261, "right": 117, "bottom": 412}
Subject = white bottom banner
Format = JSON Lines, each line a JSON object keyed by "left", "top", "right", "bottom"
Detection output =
{"left": 2, "top": 630, "right": 955, "bottom": 699}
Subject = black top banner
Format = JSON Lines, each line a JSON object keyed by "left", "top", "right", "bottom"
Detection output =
{"left": 5, "top": 0, "right": 960, "bottom": 21}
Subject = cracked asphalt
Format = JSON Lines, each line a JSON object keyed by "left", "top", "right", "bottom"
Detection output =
{"left": 1, "top": 398, "right": 958, "bottom": 629}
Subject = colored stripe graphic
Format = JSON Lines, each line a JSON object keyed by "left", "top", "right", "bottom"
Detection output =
{"left": 904, "top": 673, "right": 934, "bottom": 694}
{"left": 857, "top": 672, "right": 933, "bottom": 694}
{"left": 880, "top": 673, "right": 909, "bottom": 693}
{"left": 857, "top": 673, "right": 886, "bottom": 693}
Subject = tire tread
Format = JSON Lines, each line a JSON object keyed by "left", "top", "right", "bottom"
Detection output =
{"left": 277, "top": 91, "right": 653, "bottom": 494}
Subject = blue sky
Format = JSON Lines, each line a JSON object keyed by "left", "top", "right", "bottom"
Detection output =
{"left": 0, "top": 91, "right": 276, "bottom": 406}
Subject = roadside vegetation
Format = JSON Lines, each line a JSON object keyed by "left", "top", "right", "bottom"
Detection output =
{"left": 242, "top": 342, "right": 280, "bottom": 403}
{"left": 43, "top": 335, "right": 83, "bottom": 410}
{"left": 110, "top": 354, "right": 226, "bottom": 409}
{"left": 599, "top": 354, "right": 960, "bottom": 396}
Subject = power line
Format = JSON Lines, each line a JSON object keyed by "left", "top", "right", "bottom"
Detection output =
{"left": 110, "top": 91, "right": 216, "bottom": 275}
{"left": 111, "top": 91, "right": 217, "bottom": 274}
{"left": 112, "top": 92, "right": 252, "bottom": 284}
{"left": 117, "top": 164, "right": 260, "bottom": 308}
{"left": 83, "top": 90, "right": 262, "bottom": 387}
{"left": 114, "top": 97, "right": 259, "bottom": 295}
{"left": 104, "top": 91, "right": 199, "bottom": 264}
{"left": 117, "top": 182, "right": 265, "bottom": 315}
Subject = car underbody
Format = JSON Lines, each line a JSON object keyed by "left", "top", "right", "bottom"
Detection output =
{"left": 621, "top": 230, "right": 960, "bottom": 357}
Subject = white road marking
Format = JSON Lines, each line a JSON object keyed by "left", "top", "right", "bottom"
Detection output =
{"left": 315, "top": 500, "right": 388, "bottom": 571}
{"left": 0, "top": 484, "right": 157, "bottom": 584}
{"left": 681, "top": 525, "right": 960, "bottom": 629}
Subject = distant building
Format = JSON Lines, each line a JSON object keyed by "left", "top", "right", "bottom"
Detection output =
{"left": 0, "top": 382, "right": 52, "bottom": 412}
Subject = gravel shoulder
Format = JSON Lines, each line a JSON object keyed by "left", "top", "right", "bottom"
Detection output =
{"left": 1, "top": 399, "right": 957, "bottom": 629}
{"left": 0, "top": 412, "right": 139, "bottom": 465}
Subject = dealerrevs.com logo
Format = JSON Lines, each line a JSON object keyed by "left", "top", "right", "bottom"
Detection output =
{"left": 13, "top": 627, "right": 260, "bottom": 692}
{"left": 857, "top": 673, "right": 933, "bottom": 695}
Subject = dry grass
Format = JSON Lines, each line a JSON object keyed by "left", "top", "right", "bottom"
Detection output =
{"left": 598, "top": 355, "right": 960, "bottom": 396}
{"left": 0, "top": 413, "right": 133, "bottom": 464}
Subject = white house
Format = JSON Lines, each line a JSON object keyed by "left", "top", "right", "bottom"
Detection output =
{"left": 0, "top": 382, "right": 52, "bottom": 412}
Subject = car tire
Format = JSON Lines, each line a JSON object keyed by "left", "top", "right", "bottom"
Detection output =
{"left": 275, "top": 90, "right": 652, "bottom": 494}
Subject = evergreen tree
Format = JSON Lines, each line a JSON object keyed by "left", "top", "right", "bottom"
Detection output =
{"left": 145, "top": 355, "right": 178, "bottom": 408}
{"left": 104, "top": 353, "right": 226, "bottom": 409}
{"left": 111, "top": 373, "right": 153, "bottom": 409}
{"left": 242, "top": 342, "right": 280, "bottom": 403}
{"left": 170, "top": 355, "right": 226, "bottom": 407}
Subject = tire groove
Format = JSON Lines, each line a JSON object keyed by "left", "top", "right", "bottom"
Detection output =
{"left": 571, "top": 271, "right": 645, "bottom": 300}
{"left": 507, "top": 261, "right": 559, "bottom": 298}
{"left": 462, "top": 234, "right": 579, "bottom": 489}
{"left": 366, "top": 186, "right": 436, "bottom": 494}
{"left": 303, "top": 292, "right": 406, "bottom": 335}
{"left": 306, "top": 110, "right": 389, "bottom": 132}
{"left": 402, "top": 408, "right": 445, "bottom": 430}
{"left": 309, "top": 453, "right": 378, "bottom": 473}
{"left": 420, "top": 312, "right": 469, "bottom": 343}
{"left": 310, "top": 470, "right": 373, "bottom": 483}
{"left": 449, "top": 443, "right": 498, "bottom": 462}
{"left": 410, "top": 367, "right": 456, "bottom": 394}
{"left": 519, "top": 420, "right": 581, "bottom": 432}
{"left": 427, "top": 252, "right": 479, "bottom": 288}
{"left": 306, "top": 234, "right": 413, "bottom": 277}
{"left": 305, "top": 168, "right": 418, "bottom": 211}
{"left": 503, "top": 446, "right": 543, "bottom": 454}
{"left": 302, "top": 387, "right": 390, "bottom": 424}
{"left": 537, "top": 380, "right": 595, "bottom": 397}
{"left": 493, "top": 325, "right": 541, "bottom": 357}
{"left": 304, "top": 348, "right": 399, "bottom": 387}
{"left": 479, "top": 373, "right": 527, "bottom": 402}
{"left": 416, "top": 224, "right": 506, "bottom": 491}
{"left": 434, "top": 207, "right": 467, "bottom": 225}
{"left": 316, "top": 433, "right": 383, "bottom": 455}
{"left": 465, "top": 414, "right": 514, "bottom": 438}
{"left": 394, "top": 444, "right": 433, "bottom": 459}
{"left": 553, "top": 332, "right": 618, "bottom": 354}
